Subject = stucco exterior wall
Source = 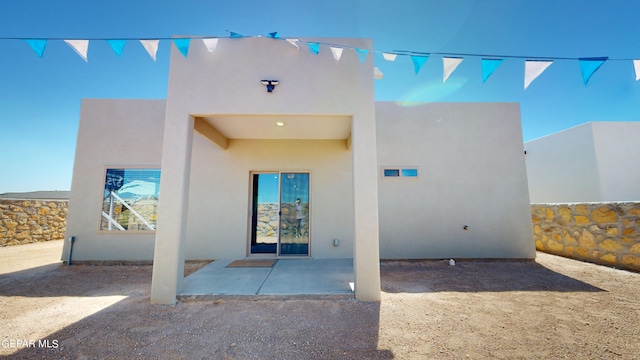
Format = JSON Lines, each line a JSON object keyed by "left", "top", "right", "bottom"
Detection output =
{"left": 591, "top": 122, "right": 640, "bottom": 201}
{"left": 376, "top": 102, "right": 535, "bottom": 259}
{"left": 163, "top": 37, "right": 375, "bottom": 116}
{"left": 152, "top": 36, "right": 381, "bottom": 301}
{"left": 64, "top": 41, "right": 537, "bottom": 265}
{"left": 525, "top": 121, "right": 640, "bottom": 203}
{"left": 64, "top": 99, "right": 536, "bottom": 262}
{"left": 62, "top": 99, "right": 166, "bottom": 261}
{"left": 186, "top": 136, "right": 353, "bottom": 259}
{"left": 525, "top": 123, "right": 601, "bottom": 203}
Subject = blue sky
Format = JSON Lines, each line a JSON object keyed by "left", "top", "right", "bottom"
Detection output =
{"left": 1, "top": 0, "right": 640, "bottom": 193}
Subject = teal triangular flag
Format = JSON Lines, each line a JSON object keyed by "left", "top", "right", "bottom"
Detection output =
{"left": 25, "top": 39, "right": 47, "bottom": 58}
{"left": 107, "top": 39, "right": 126, "bottom": 57}
{"left": 268, "top": 32, "right": 279, "bottom": 39}
{"left": 229, "top": 31, "right": 243, "bottom": 38}
{"left": 410, "top": 55, "right": 429, "bottom": 74}
{"left": 579, "top": 57, "right": 607, "bottom": 86}
{"left": 481, "top": 58, "right": 504, "bottom": 83}
{"left": 307, "top": 42, "right": 319, "bottom": 55}
{"left": 173, "top": 38, "right": 190, "bottom": 57}
{"left": 355, "top": 48, "right": 369, "bottom": 63}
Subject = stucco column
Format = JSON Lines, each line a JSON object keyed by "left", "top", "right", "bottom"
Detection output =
{"left": 352, "top": 113, "right": 382, "bottom": 301}
{"left": 151, "top": 114, "right": 194, "bottom": 304}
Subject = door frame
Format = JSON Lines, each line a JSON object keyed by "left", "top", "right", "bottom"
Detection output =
{"left": 247, "top": 170, "right": 311, "bottom": 259}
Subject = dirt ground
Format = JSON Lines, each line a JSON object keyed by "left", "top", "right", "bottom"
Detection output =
{"left": 1, "top": 240, "right": 639, "bottom": 359}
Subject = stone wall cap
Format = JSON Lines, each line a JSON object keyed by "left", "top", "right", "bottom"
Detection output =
{"left": 0, "top": 191, "right": 70, "bottom": 200}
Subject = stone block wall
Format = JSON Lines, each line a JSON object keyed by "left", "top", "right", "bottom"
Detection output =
{"left": 532, "top": 203, "right": 640, "bottom": 271}
{"left": 0, "top": 199, "right": 68, "bottom": 246}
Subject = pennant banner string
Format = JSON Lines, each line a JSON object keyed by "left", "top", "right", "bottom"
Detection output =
{"left": 481, "top": 58, "right": 504, "bottom": 83}
{"left": 442, "top": 57, "right": 463, "bottom": 83}
{"left": 106, "top": 39, "right": 126, "bottom": 57}
{"left": 307, "top": 42, "right": 320, "bottom": 55}
{"left": 173, "top": 38, "right": 190, "bottom": 57}
{"left": 3, "top": 34, "right": 634, "bottom": 60}
{"left": 382, "top": 53, "right": 397, "bottom": 61}
{"left": 579, "top": 57, "right": 608, "bottom": 86}
{"left": 355, "top": 48, "right": 369, "bottom": 63}
{"left": 524, "top": 60, "right": 553, "bottom": 90}
{"left": 202, "top": 38, "right": 219, "bottom": 53}
{"left": 410, "top": 55, "right": 429, "bottom": 75}
{"left": 329, "top": 46, "right": 343, "bottom": 61}
{"left": 139, "top": 39, "right": 159, "bottom": 61}
{"left": 8, "top": 32, "right": 639, "bottom": 86}
{"left": 64, "top": 39, "right": 89, "bottom": 62}
{"left": 25, "top": 39, "right": 47, "bottom": 58}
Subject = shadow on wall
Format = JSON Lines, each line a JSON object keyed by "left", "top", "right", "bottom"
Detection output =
{"left": 380, "top": 259, "right": 603, "bottom": 293}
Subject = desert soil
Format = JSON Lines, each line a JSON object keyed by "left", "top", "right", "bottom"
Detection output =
{"left": 1, "top": 240, "right": 639, "bottom": 359}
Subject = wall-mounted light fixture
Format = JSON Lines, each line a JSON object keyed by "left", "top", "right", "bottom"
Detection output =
{"left": 261, "top": 80, "right": 279, "bottom": 92}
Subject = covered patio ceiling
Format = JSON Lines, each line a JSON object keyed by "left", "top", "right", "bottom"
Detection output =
{"left": 193, "top": 114, "right": 352, "bottom": 149}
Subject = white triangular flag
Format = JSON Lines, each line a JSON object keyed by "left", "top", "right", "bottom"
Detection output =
{"left": 202, "top": 38, "right": 219, "bottom": 53}
{"left": 442, "top": 57, "right": 463, "bottom": 83}
{"left": 64, "top": 40, "right": 89, "bottom": 62}
{"left": 374, "top": 67, "right": 384, "bottom": 80}
{"left": 634, "top": 60, "right": 640, "bottom": 81}
{"left": 140, "top": 39, "right": 159, "bottom": 61}
{"left": 382, "top": 52, "right": 397, "bottom": 61}
{"left": 329, "top": 46, "right": 343, "bottom": 61}
{"left": 285, "top": 38, "right": 299, "bottom": 50}
{"left": 524, "top": 60, "right": 553, "bottom": 89}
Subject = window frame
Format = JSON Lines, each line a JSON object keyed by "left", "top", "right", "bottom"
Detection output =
{"left": 381, "top": 166, "right": 420, "bottom": 179}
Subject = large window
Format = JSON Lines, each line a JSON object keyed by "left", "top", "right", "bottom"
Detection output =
{"left": 100, "top": 168, "right": 161, "bottom": 232}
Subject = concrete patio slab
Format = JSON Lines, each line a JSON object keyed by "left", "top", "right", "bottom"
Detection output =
{"left": 179, "top": 259, "right": 273, "bottom": 296}
{"left": 178, "top": 258, "right": 354, "bottom": 300}
{"left": 260, "top": 258, "right": 354, "bottom": 295}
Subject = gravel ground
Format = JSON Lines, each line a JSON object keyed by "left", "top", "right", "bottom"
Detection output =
{"left": 1, "top": 240, "right": 639, "bottom": 359}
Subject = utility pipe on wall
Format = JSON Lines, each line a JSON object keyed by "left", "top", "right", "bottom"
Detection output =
{"left": 67, "top": 236, "right": 75, "bottom": 266}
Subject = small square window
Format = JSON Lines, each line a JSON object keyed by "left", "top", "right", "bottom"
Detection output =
{"left": 383, "top": 169, "right": 400, "bottom": 177}
{"left": 401, "top": 169, "right": 418, "bottom": 177}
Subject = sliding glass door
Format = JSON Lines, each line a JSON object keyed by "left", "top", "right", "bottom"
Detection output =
{"left": 249, "top": 172, "right": 310, "bottom": 257}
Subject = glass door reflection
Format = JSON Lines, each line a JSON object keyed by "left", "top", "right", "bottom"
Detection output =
{"left": 278, "top": 173, "right": 309, "bottom": 256}
{"left": 250, "top": 173, "right": 279, "bottom": 254}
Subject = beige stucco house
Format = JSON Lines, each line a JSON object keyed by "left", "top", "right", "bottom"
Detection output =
{"left": 63, "top": 37, "right": 535, "bottom": 304}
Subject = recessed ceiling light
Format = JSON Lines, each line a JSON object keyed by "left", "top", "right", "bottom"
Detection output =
{"left": 276, "top": 121, "right": 285, "bottom": 127}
